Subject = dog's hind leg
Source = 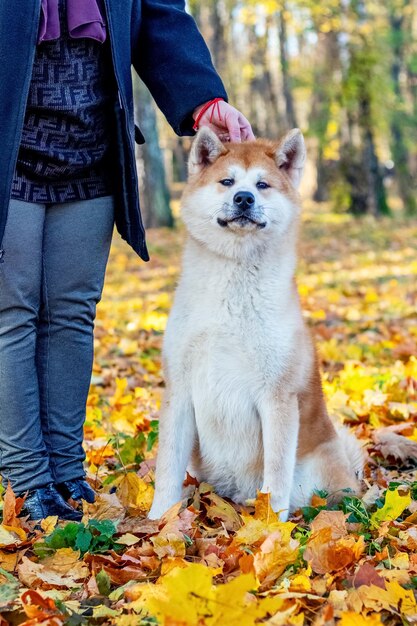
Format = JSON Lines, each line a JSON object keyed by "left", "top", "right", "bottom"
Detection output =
{"left": 148, "top": 392, "right": 196, "bottom": 519}
{"left": 290, "top": 431, "right": 363, "bottom": 511}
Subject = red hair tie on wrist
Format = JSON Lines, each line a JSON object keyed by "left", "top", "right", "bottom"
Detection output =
{"left": 193, "top": 97, "right": 225, "bottom": 131}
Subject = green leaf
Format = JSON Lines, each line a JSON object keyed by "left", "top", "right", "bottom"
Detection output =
{"left": 301, "top": 506, "right": 324, "bottom": 523}
{"left": 45, "top": 522, "right": 80, "bottom": 550}
{"left": 339, "top": 495, "right": 370, "bottom": 525}
{"left": 0, "top": 569, "right": 20, "bottom": 606}
{"left": 119, "top": 434, "right": 146, "bottom": 465}
{"left": 147, "top": 420, "right": 159, "bottom": 452}
{"left": 33, "top": 542, "right": 55, "bottom": 559}
{"left": 75, "top": 526, "right": 93, "bottom": 553}
{"left": 96, "top": 568, "right": 111, "bottom": 596}
{"left": 88, "top": 519, "right": 117, "bottom": 538}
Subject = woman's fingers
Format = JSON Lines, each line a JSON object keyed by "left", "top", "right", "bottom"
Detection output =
{"left": 225, "top": 110, "right": 243, "bottom": 142}
{"left": 240, "top": 115, "right": 256, "bottom": 141}
{"left": 193, "top": 100, "right": 254, "bottom": 142}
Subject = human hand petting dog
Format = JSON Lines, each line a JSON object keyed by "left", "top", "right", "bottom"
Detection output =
{"left": 193, "top": 98, "right": 255, "bottom": 142}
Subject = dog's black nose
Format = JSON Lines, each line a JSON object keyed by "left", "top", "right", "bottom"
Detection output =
{"left": 233, "top": 191, "right": 255, "bottom": 211}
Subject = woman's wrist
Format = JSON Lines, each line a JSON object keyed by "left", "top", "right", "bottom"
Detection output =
{"left": 192, "top": 98, "right": 225, "bottom": 131}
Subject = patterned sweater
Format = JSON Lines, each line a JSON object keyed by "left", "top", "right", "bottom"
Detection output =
{"left": 11, "top": 0, "right": 115, "bottom": 204}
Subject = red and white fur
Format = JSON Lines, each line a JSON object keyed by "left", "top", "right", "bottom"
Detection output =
{"left": 148, "top": 128, "right": 363, "bottom": 521}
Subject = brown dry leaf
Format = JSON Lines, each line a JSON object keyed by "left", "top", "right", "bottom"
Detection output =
{"left": 117, "top": 516, "right": 160, "bottom": 536}
{"left": 372, "top": 429, "right": 417, "bottom": 461}
{"left": 116, "top": 532, "right": 141, "bottom": 546}
{"left": 203, "top": 491, "right": 242, "bottom": 531}
{"left": 304, "top": 525, "right": 365, "bottom": 575}
{"left": 116, "top": 472, "right": 154, "bottom": 516}
{"left": 351, "top": 563, "right": 385, "bottom": 589}
{"left": 120, "top": 551, "right": 160, "bottom": 572}
{"left": 18, "top": 549, "right": 88, "bottom": 589}
{"left": 310, "top": 510, "right": 349, "bottom": 539}
{"left": 82, "top": 492, "right": 125, "bottom": 521}
{"left": 87, "top": 552, "right": 149, "bottom": 584}
{"left": 151, "top": 527, "right": 186, "bottom": 559}
{"left": 2, "top": 482, "right": 22, "bottom": 528}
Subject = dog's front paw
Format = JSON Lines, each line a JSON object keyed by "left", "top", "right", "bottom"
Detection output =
{"left": 276, "top": 508, "right": 289, "bottom": 522}
{"left": 148, "top": 494, "right": 179, "bottom": 520}
{"left": 269, "top": 494, "right": 291, "bottom": 522}
{"left": 148, "top": 503, "right": 167, "bottom": 520}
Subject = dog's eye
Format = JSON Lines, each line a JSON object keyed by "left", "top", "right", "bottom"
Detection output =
{"left": 219, "top": 178, "right": 234, "bottom": 186}
{"left": 256, "top": 181, "right": 270, "bottom": 190}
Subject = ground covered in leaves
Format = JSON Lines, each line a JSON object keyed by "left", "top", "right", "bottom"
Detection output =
{"left": 1, "top": 205, "right": 417, "bottom": 626}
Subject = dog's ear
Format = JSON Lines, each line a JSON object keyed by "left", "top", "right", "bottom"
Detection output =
{"left": 275, "top": 129, "right": 306, "bottom": 189}
{"left": 189, "top": 127, "right": 227, "bottom": 176}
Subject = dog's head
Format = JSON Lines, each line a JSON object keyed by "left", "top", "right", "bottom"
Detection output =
{"left": 181, "top": 128, "right": 306, "bottom": 260}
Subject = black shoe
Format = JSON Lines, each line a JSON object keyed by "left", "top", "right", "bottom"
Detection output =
{"left": 20, "top": 484, "right": 82, "bottom": 521}
{"left": 56, "top": 478, "right": 96, "bottom": 504}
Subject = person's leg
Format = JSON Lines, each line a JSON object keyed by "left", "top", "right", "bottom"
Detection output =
{"left": 36, "top": 196, "right": 114, "bottom": 483}
{"left": 0, "top": 199, "right": 55, "bottom": 492}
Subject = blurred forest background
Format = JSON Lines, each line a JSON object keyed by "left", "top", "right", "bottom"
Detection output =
{"left": 134, "top": 0, "right": 417, "bottom": 227}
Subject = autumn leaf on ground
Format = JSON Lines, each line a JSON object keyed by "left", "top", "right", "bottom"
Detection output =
{"left": 2, "top": 482, "right": 25, "bottom": 528}
{"left": 18, "top": 549, "right": 88, "bottom": 589}
{"left": 370, "top": 487, "right": 411, "bottom": 528}
{"left": 303, "top": 510, "right": 365, "bottom": 574}
{"left": 0, "top": 524, "right": 27, "bottom": 547}
{"left": 20, "top": 589, "right": 67, "bottom": 625}
{"left": 356, "top": 580, "right": 417, "bottom": 617}
{"left": 131, "top": 562, "right": 288, "bottom": 626}
{"left": 116, "top": 472, "right": 154, "bottom": 516}
{"left": 253, "top": 529, "right": 300, "bottom": 587}
{"left": 3, "top": 217, "right": 417, "bottom": 624}
{"left": 203, "top": 489, "right": 242, "bottom": 531}
{"left": 82, "top": 492, "right": 125, "bottom": 522}
{"left": 339, "top": 611, "right": 383, "bottom": 625}
{"left": 372, "top": 428, "right": 417, "bottom": 462}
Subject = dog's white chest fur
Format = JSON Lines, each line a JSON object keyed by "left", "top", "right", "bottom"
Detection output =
{"left": 163, "top": 239, "right": 307, "bottom": 502}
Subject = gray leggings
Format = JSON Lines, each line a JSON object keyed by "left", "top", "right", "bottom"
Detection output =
{"left": 0, "top": 197, "right": 114, "bottom": 493}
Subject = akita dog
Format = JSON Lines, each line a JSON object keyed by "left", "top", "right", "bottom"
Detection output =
{"left": 149, "top": 128, "right": 363, "bottom": 521}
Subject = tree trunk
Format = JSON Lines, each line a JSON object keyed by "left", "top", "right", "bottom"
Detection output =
{"left": 133, "top": 76, "right": 174, "bottom": 228}
{"left": 278, "top": 3, "right": 298, "bottom": 129}
{"left": 389, "top": 5, "right": 416, "bottom": 214}
{"left": 343, "top": 0, "right": 390, "bottom": 215}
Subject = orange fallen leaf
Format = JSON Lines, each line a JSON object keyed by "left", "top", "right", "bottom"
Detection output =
{"left": 20, "top": 589, "right": 67, "bottom": 625}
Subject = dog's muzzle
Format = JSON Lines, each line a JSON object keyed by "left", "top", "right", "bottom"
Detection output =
{"left": 217, "top": 191, "right": 267, "bottom": 229}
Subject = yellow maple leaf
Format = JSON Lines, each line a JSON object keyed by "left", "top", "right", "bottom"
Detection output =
{"left": 40, "top": 516, "right": 58, "bottom": 535}
{"left": 116, "top": 472, "right": 154, "bottom": 515}
{"left": 133, "top": 563, "right": 291, "bottom": 626}
{"left": 339, "top": 612, "right": 382, "bottom": 625}
{"left": 370, "top": 488, "right": 411, "bottom": 527}
{"left": 235, "top": 514, "right": 295, "bottom": 547}
{"left": 133, "top": 564, "right": 215, "bottom": 624}
{"left": 358, "top": 580, "right": 417, "bottom": 617}
{"left": 253, "top": 530, "right": 300, "bottom": 583}
{"left": 254, "top": 492, "right": 279, "bottom": 523}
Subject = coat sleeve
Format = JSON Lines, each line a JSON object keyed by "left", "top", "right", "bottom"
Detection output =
{"left": 132, "top": 0, "right": 228, "bottom": 136}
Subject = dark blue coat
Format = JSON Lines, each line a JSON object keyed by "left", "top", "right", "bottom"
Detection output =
{"left": 0, "top": 0, "right": 227, "bottom": 262}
